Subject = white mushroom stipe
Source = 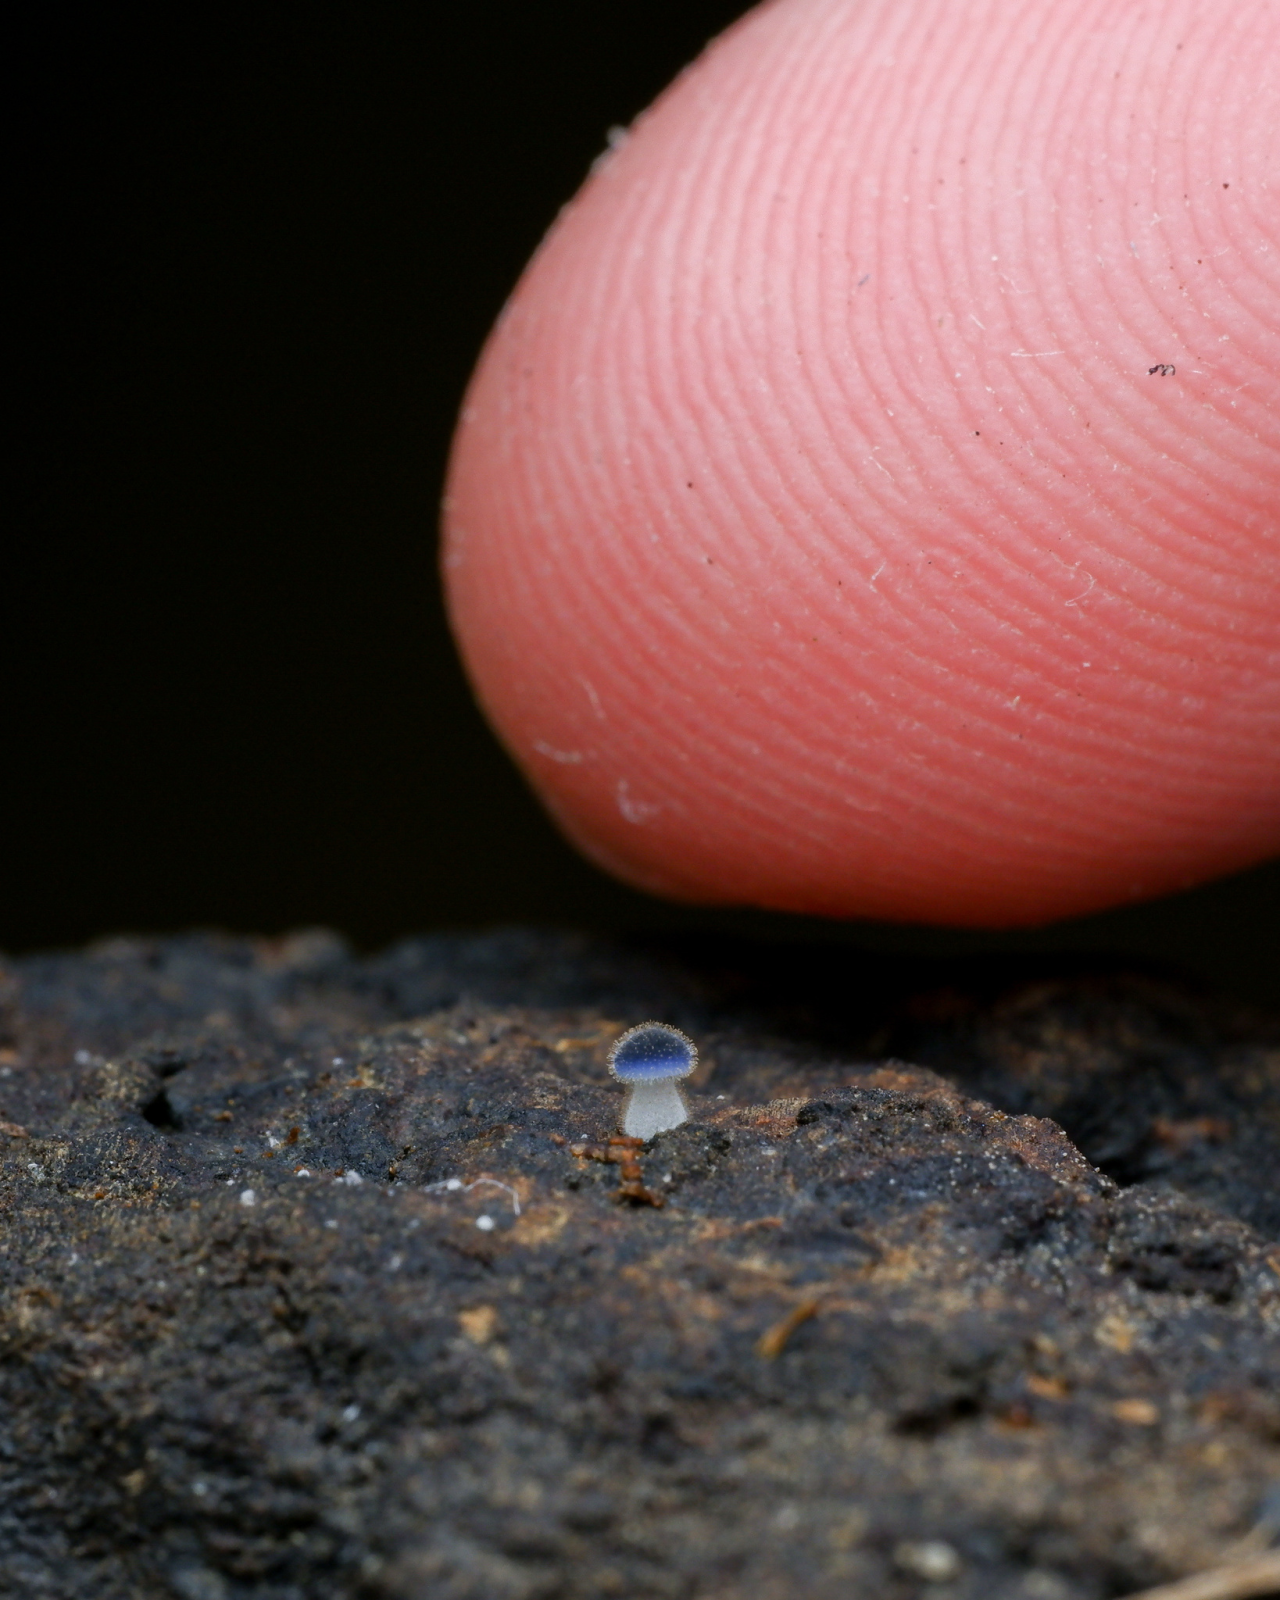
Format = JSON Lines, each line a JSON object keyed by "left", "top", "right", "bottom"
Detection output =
{"left": 621, "top": 1078, "right": 689, "bottom": 1141}
{"left": 608, "top": 1023, "right": 698, "bottom": 1140}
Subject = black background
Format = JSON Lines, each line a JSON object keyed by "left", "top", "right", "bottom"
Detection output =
{"left": 10, "top": 1, "right": 1278, "bottom": 1002}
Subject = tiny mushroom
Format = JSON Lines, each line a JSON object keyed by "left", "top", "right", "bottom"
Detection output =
{"left": 608, "top": 1022, "right": 698, "bottom": 1140}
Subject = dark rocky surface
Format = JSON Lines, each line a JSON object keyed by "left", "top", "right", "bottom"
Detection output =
{"left": 1, "top": 929, "right": 1278, "bottom": 1600}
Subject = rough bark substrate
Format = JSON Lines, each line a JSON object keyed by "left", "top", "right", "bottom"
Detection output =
{"left": 2, "top": 930, "right": 1278, "bottom": 1600}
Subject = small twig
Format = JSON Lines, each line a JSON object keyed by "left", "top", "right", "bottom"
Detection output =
{"left": 756, "top": 1299, "right": 820, "bottom": 1359}
{"left": 611, "top": 1139, "right": 664, "bottom": 1207}
{"left": 1118, "top": 1550, "right": 1280, "bottom": 1600}
{"left": 570, "top": 1136, "right": 664, "bottom": 1206}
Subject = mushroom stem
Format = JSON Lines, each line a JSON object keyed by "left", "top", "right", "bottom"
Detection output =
{"left": 621, "top": 1078, "right": 687, "bottom": 1140}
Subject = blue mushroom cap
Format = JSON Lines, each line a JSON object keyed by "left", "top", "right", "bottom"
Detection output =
{"left": 608, "top": 1022, "right": 698, "bottom": 1082}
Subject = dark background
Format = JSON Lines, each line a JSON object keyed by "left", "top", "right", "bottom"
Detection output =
{"left": 10, "top": 1, "right": 1278, "bottom": 1003}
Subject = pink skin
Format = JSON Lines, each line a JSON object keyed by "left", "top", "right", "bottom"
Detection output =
{"left": 443, "top": 0, "right": 1280, "bottom": 928}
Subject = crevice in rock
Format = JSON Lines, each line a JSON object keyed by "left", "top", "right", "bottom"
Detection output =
{"left": 140, "top": 1088, "right": 182, "bottom": 1131}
